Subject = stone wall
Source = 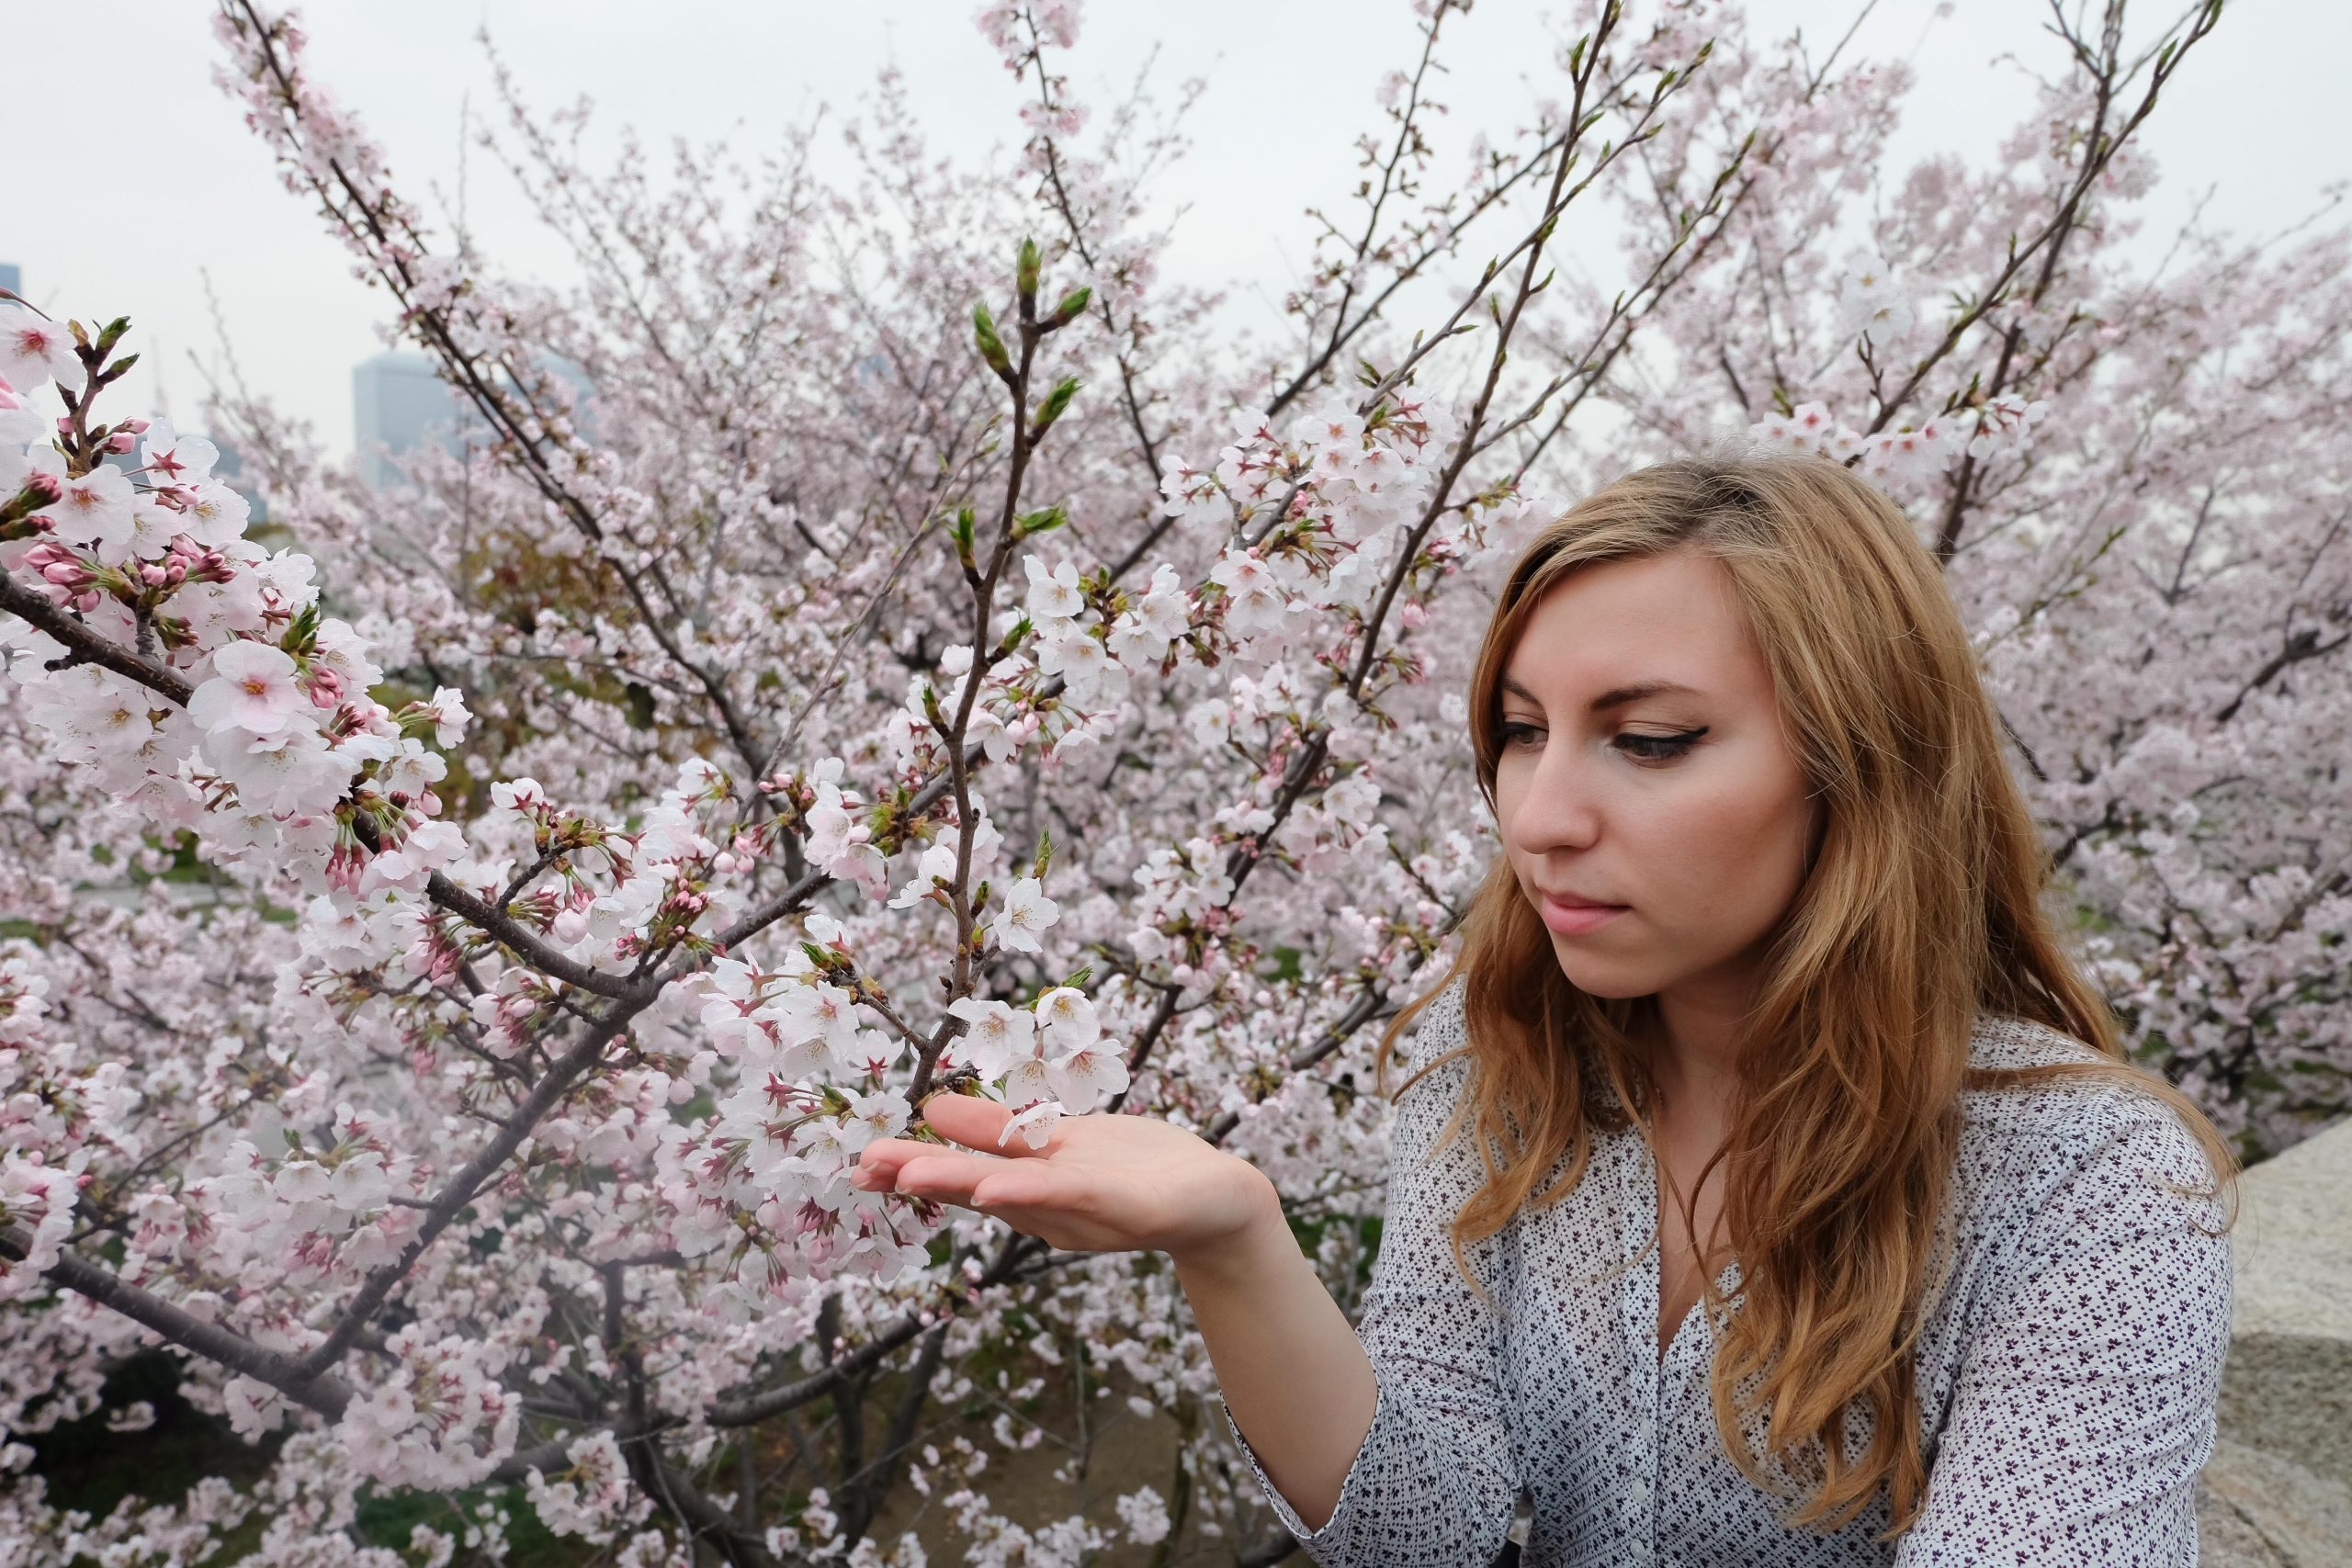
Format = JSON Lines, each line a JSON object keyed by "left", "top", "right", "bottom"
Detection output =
{"left": 2197, "top": 1116, "right": 2352, "bottom": 1566}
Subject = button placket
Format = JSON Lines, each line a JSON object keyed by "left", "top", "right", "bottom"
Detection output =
{"left": 1620, "top": 1133, "right": 1665, "bottom": 1551}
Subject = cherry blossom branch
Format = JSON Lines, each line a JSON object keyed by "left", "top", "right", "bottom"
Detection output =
{"left": 219, "top": 0, "right": 771, "bottom": 776}
{"left": 1, "top": 558, "right": 642, "bottom": 998}
{"left": 1015, "top": 6, "right": 1174, "bottom": 500}
{"left": 1211, "top": 24, "right": 1702, "bottom": 916}
{"left": 0, "top": 573, "right": 193, "bottom": 702}
{"left": 420, "top": 870, "right": 641, "bottom": 999}
{"left": 1264, "top": 0, "right": 1469, "bottom": 417}
{"left": 1201, "top": 965, "right": 1433, "bottom": 1145}
{"left": 707, "top": 1229, "right": 1043, "bottom": 1429}
{"left": 834, "top": 1322, "right": 949, "bottom": 1544}
{"left": 1860, "top": 0, "right": 2222, "bottom": 435}
{"left": 285, "top": 1008, "right": 634, "bottom": 1383}
{"left": 1261, "top": 0, "right": 1609, "bottom": 423}
{"left": 1355, "top": 6, "right": 1692, "bottom": 413}
{"left": 0, "top": 1223, "right": 354, "bottom": 1417}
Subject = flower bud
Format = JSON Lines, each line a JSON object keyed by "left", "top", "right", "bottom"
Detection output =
{"left": 1015, "top": 236, "right": 1041, "bottom": 310}
{"left": 1029, "top": 376, "right": 1080, "bottom": 439}
{"left": 972, "top": 303, "right": 1012, "bottom": 376}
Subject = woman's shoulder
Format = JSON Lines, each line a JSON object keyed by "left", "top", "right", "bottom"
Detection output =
{"left": 1380, "top": 976, "right": 1479, "bottom": 1148}
{"left": 1954, "top": 1010, "right": 2225, "bottom": 1232}
{"left": 1383, "top": 973, "right": 1471, "bottom": 1075}
{"left": 1960, "top": 1010, "right": 2178, "bottom": 1134}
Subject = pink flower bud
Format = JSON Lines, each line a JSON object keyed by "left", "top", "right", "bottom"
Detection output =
{"left": 106, "top": 430, "right": 135, "bottom": 454}
{"left": 119, "top": 417, "right": 150, "bottom": 434}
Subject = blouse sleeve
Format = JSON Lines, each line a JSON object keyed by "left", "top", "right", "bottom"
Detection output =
{"left": 1894, "top": 1101, "right": 2233, "bottom": 1567}
{"left": 1224, "top": 982, "right": 1521, "bottom": 1566}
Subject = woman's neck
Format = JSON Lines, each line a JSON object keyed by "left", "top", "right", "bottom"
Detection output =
{"left": 1648, "top": 982, "right": 1749, "bottom": 1125}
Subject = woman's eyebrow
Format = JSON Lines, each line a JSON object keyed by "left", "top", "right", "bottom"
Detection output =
{"left": 1500, "top": 674, "right": 1703, "bottom": 712}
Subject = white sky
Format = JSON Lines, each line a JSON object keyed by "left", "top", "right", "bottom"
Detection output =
{"left": 10, "top": 2, "right": 2347, "bottom": 458}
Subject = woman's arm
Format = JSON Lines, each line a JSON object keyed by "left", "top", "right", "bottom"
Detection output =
{"left": 851, "top": 982, "right": 1521, "bottom": 1565}
{"left": 1895, "top": 1103, "right": 2233, "bottom": 1566}
{"left": 1214, "top": 1039, "right": 1522, "bottom": 1565}
{"left": 1173, "top": 1190, "right": 1380, "bottom": 1532}
{"left": 844, "top": 1083, "right": 1387, "bottom": 1535}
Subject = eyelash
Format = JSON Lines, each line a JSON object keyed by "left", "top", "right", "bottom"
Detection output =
{"left": 1498, "top": 721, "right": 1709, "bottom": 764}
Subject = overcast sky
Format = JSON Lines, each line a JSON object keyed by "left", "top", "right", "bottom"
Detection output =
{"left": 11, "top": 2, "right": 2346, "bottom": 458}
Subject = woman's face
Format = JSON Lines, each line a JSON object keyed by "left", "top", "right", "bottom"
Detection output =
{"left": 1491, "top": 547, "right": 1821, "bottom": 1011}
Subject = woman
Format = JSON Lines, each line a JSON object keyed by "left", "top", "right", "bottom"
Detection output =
{"left": 849, "top": 456, "right": 2235, "bottom": 1565}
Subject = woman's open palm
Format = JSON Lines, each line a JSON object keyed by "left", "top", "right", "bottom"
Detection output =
{"left": 850, "top": 1093, "right": 1275, "bottom": 1260}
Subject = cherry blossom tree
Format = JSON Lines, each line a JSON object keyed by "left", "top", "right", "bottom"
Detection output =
{"left": 3, "top": 0, "right": 2340, "bottom": 1562}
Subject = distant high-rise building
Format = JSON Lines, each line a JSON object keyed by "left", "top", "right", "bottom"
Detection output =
{"left": 0, "top": 262, "right": 20, "bottom": 299}
{"left": 352, "top": 350, "right": 480, "bottom": 491}
{"left": 352, "top": 346, "right": 604, "bottom": 490}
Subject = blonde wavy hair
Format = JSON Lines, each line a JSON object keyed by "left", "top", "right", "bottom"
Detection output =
{"left": 1374, "top": 455, "right": 2234, "bottom": 1538}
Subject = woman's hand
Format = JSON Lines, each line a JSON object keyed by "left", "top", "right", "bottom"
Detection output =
{"left": 849, "top": 1093, "right": 1279, "bottom": 1264}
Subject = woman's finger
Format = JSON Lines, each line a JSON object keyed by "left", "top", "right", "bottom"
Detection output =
{"left": 887, "top": 1150, "right": 1016, "bottom": 1206}
{"left": 967, "top": 1158, "right": 1095, "bottom": 1215}
{"left": 854, "top": 1135, "right": 936, "bottom": 1178}
{"left": 917, "top": 1092, "right": 1058, "bottom": 1156}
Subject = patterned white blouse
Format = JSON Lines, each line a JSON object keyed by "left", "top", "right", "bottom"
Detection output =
{"left": 1226, "top": 978, "right": 2232, "bottom": 1566}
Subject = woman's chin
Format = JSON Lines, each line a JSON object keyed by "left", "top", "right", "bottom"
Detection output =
{"left": 1545, "top": 946, "right": 1651, "bottom": 999}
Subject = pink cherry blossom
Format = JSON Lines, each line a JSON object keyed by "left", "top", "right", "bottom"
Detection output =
{"left": 0, "top": 302, "right": 83, "bottom": 392}
{"left": 187, "top": 639, "right": 305, "bottom": 737}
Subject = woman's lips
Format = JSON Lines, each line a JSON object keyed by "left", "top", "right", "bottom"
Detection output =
{"left": 1539, "top": 895, "right": 1628, "bottom": 935}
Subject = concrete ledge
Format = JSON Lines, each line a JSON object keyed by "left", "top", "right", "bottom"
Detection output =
{"left": 2199, "top": 1440, "right": 2352, "bottom": 1568}
{"left": 2199, "top": 1116, "right": 2352, "bottom": 1566}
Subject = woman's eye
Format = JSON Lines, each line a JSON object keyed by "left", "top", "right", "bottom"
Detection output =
{"left": 1498, "top": 720, "right": 1544, "bottom": 749}
{"left": 1613, "top": 728, "right": 1708, "bottom": 763}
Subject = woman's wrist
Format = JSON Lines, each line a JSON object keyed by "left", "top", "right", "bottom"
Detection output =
{"left": 1168, "top": 1164, "right": 1295, "bottom": 1289}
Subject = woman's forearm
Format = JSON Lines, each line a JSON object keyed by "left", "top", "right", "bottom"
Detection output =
{"left": 1173, "top": 1181, "right": 1379, "bottom": 1533}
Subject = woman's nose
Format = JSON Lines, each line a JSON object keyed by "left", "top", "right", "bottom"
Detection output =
{"left": 1505, "top": 739, "right": 1602, "bottom": 856}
